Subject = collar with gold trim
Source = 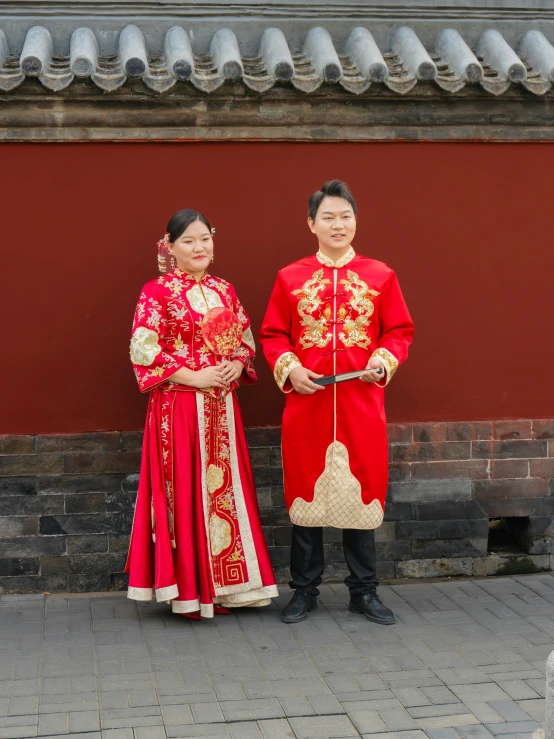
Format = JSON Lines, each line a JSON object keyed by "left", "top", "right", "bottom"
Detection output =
{"left": 316, "top": 246, "right": 356, "bottom": 269}
{"left": 174, "top": 267, "right": 209, "bottom": 283}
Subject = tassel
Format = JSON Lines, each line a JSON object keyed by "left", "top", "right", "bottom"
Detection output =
{"left": 157, "top": 233, "right": 171, "bottom": 274}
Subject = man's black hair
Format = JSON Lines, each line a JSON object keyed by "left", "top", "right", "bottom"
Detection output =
{"left": 308, "top": 180, "right": 357, "bottom": 221}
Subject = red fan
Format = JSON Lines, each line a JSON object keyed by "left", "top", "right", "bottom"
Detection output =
{"left": 201, "top": 307, "right": 243, "bottom": 397}
{"left": 201, "top": 307, "right": 243, "bottom": 356}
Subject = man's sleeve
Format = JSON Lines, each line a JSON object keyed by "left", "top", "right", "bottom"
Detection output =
{"left": 259, "top": 272, "right": 302, "bottom": 393}
{"left": 370, "top": 270, "right": 414, "bottom": 387}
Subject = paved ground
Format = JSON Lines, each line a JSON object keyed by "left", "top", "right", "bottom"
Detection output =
{"left": 0, "top": 574, "right": 552, "bottom": 739}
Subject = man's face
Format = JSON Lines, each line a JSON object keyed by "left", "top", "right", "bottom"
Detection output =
{"left": 308, "top": 196, "right": 356, "bottom": 252}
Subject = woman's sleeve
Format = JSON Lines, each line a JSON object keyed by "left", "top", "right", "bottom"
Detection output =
{"left": 259, "top": 272, "right": 301, "bottom": 393}
{"left": 129, "top": 281, "right": 182, "bottom": 393}
{"left": 370, "top": 270, "right": 414, "bottom": 387}
{"left": 229, "top": 287, "right": 257, "bottom": 384}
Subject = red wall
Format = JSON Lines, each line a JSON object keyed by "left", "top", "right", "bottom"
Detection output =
{"left": 1, "top": 142, "right": 553, "bottom": 433}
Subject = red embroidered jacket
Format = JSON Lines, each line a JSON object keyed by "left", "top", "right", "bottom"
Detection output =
{"left": 130, "top": 269, "right": 256, "bottom": 393}
{"left": 259, "top": 248, "right": 414, "bottom": 529}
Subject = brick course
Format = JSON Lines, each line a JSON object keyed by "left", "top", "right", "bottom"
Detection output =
{"left": 0, "top": 420, "right": 552, "bottom": 593}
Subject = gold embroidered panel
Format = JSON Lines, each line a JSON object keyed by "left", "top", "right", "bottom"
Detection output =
{"left": 292, "top": 269, "right": 332, "bottom": 349}
{"left": 371, "top": 347, "right": 399, "bottom": 385}
{"left": 273, "top": 352, "right": 302, "bottom": 391}
{"left": 289, "top": 441, "right": 384, "bottom": 529}
{"left": 186, "top": 284, "right": 225, "bottom": 315}
{"left": 338, "top": 271, "right": 380, "bottom": 349}
{"left": 130, "top": 326, "right": 162, "bottom": 366}
{"left": 291, "top": 267, "right": 380, "bottom": 351}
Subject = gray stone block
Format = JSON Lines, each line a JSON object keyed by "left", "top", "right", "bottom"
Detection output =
{"left": 0, "top": 495, "right": 63, "bottom": 516}
{"left": 390, "top": 479, "right": 472, "bottom": 503}
{"left": 411, "top": 538, "right": 488, "bottom": 559}
{"left": 0, "top": 478, "right": 37, "bottom": 496}
{"left": 395, "top": 558, "right": 473, "bottom": 579}
{"left": 220, "top": 698, "right": 284, "bottom": 721}
{"left": 38, "top": 711, "right": 69, "bottom": 735}
{"left": 0, "top": 558, "right": 40, "bottom": 577}
{"left": 67, "top": 535, "right": 109, "bottom": 554}
{"left": 289, "top": 715, "right": 359, "bottom": 738}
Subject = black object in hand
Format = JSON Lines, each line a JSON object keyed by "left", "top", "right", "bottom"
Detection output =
{"left": 313, "top": 367, "right": 383, "bottom": 386}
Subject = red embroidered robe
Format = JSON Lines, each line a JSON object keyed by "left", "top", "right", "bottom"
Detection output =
{"left": 125, "top": 268, "right": 278, "bottom": 617}
{"left": 259, "top": 248, "right": 414, "bottom": 530}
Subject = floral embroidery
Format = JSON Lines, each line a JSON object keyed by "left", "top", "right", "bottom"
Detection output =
{"left": 273, "top": 352, "right": 302, "bottom": 391}
{"left": 241, "top": 327, "right": 256, "bottom": 352}
{"left": 146, "top": 298, "right": 163, "bottom": 330}
{"left": 292, "top": 269, "right": 332, "bottom": 349}
{"left": 135, "top": 302, "right": 146, "bottom": 323}
{"left": 164, "top": 276, "right": 184, "bottom": 296}
{"left": 130, "top": 273, "right": 256, "bottom": 391}
{"left": 130, "top": 327, "right": 162, "bottom": 366}
{"left": 186, "top": 284, "right": 224, "bottom": 315}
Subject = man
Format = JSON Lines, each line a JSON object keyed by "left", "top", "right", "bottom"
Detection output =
{"left": 259, "top": 180, "right": 414, "bottom": 624}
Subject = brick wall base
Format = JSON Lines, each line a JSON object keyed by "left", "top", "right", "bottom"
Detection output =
{"left": 0, "top": 420, "right": 553, "bottom": 593}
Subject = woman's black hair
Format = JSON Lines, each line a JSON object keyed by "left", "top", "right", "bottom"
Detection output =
{"left": 166, "top": 209, "right": 212, "bottom": 242}
{"left": 308, "top": 180, "right": 357, "bottom": 221}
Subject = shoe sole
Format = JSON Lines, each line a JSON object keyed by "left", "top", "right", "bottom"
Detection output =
{"left": 348, "top": 603, "right": 396, "bottom": 625}
{"left": 280, "top": 602, "right": 317, "bottom": 624}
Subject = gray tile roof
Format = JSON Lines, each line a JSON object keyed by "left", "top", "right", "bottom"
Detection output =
{"left": 0, "top": 24, "right": 553, "bottom": 96}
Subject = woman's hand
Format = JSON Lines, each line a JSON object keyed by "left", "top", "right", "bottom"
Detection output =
{"left": 218, "top": 359, "right": 244, "bottom": 385}
{"left": 360, "top": 358, "right": 385, "bottom": 384}
{"left": 189, "top": 366, "right": 229, "bottom": 389}
{"left": 289, "top": 366, "right": 325, "bottom": 395}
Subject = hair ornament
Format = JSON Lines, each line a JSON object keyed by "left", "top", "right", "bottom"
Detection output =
{"left": 157, "top": 232, "right": 171, "bottom": 274}
{"left": 211, "top": 227, "right": 216, "bottom": 235}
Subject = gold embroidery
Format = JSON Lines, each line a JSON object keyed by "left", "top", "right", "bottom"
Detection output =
{"left": 186, "top": 284, "right": 224, "bottom": 315}
{"left": 289, "top": 441, "right": 384, "bottom": 529}
{"left": 242, "top": 327, "right": 256, "bottom": 352}
{"left": 207, "top": 464, "right": 225, "bottom": 494}
{"left": 130, "top": 327, "right": 162, "bottom": 366}
{"left": 339, "top": 271, "right": 380, "bottom": 349}
{"left": 164, "top": 276, "right": 184, "bottom": 296}
{"left": 293, "top": 269, "right": 332, "bottom": 349}
{"left": 274, "top": 352, "right": 302, "bottom": 391}
{"left": 210, "top": 514, "right": 232, "bottom": 556}
{"left": 316, "top": 246, "right": 356, "bottom": 269}
{"left": 371, "top": 347, "right": 399, "bottom": 386}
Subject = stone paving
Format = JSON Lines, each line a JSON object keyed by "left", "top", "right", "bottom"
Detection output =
{"left": 0, "top": 574, "right": 553, "bottom": 739}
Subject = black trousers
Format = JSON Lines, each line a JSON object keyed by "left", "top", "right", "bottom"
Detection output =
{"left": 289, "top": 524, "right": 378, "bottom": 596}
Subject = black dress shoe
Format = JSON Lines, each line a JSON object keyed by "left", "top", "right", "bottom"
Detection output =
{"left": 280, "top": 589, "right": 317, "bottom": 624}
{"left": 349, "top": 592, "right": 396, "bottom": 625}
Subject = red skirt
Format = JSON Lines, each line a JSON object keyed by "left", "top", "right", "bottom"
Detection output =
{"left": 125, "top": 387, "right": 278, "bottom": 618}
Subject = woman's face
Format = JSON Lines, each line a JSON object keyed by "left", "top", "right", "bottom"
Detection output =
{"left": 308, "top": 196, "right": 356, "bottom": 254}
{"left": 169, "top": 219, "right": 214, "bottom": 276}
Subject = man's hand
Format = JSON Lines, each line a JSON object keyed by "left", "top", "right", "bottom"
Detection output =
{"left": 360, "top": 358, "right": 385, "bottom": 384}
{"left": 289, "top": 366, "right": 325, "bottom": 395}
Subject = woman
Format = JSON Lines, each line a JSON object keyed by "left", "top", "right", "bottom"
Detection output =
{"left": 125, "top": 209, "right": 278, "bottom": 619}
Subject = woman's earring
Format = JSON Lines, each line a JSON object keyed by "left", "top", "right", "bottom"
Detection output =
{"left": 170, "top": 254, "right": 176, "bottom": 270}
{"left": 211, "top": 254, "right": 214, "bottom": 263}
